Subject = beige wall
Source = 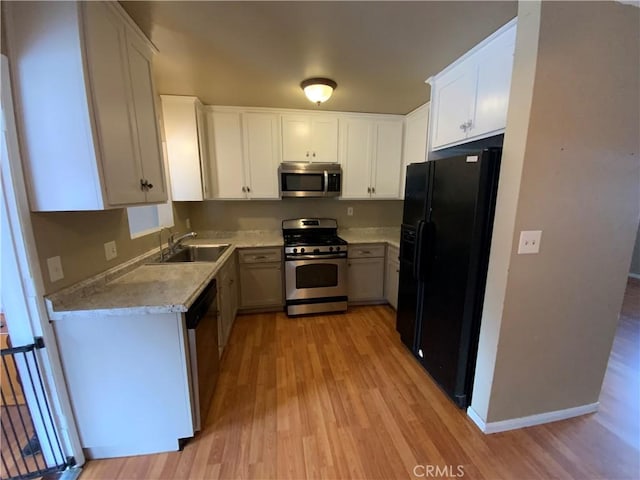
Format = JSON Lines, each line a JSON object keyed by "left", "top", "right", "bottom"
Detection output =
{"left": 33, "top": 203, "right": 190, "bottom": 295}
{"left": 630, "top": 225, "right": 640, "bottom": 275}
{"left": 186, "top": 199, "right": 403, "bottom": 231}
{"left": 472, "top": 0, "right": 640, "bottom": 423}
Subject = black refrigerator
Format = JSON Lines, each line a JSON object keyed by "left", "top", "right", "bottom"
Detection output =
{"left": 396, "top": 147, "right": 501, "bottom": 408}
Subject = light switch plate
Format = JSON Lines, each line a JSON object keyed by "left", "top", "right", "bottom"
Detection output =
{"left": 518, "top": 230, "right": 542, "bottom": 254}
{"left": 347, "top": 207, "right": 353, "bottom": 216}
{"left": 104, "top": 241, "right": 117, "bottom": 261}
{"left": 47, "top": 256, "right": 64, "bottom": 282}
{"left": 185, "top": 218, "right": 191, "bottom": 230}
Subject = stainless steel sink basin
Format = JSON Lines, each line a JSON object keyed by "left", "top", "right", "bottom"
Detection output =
{"left": 161, "top": 244, "right": 230, "bottom": 263}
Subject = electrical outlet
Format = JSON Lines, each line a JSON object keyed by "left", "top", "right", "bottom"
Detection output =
{"left": 347, "top": 207, "right": 353, "bottom": 216}
{"left": 185, "top": 218, "right": 191, "bottom": 230}
{"left": 517, "top": 230, "right": 542, "bottom": 254}
{"left": 104, "top": 241, "right": 118, "bottom": 261}
{"left": 47, "top": 256, "right": 64, "bottom": 282}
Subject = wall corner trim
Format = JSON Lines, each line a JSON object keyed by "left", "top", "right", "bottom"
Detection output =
{"left": 466, "top": 402, "right": 599, "bottom": 434}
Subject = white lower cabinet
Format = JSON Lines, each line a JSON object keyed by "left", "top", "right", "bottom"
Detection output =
{"left": 216, "top": 253, "right": 238, "bottom": 357}
{"left": 385, "top": 245, "right": 400, "bottom": 310}
{"left": 53, "top": 311, "right": 194, "bottom": 458}
{"left": 347, "top": 244, "right": 386, "bottom": 303}
{"left": 238, "top": 248, "right": 284, "bottom": 309}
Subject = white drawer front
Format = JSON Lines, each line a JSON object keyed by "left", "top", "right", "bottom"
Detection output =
{"left": 348, "top": 244, "right": 386, "bottom": 258}
{"left": 238, "top": 248, "right": 282, "bottom": 264}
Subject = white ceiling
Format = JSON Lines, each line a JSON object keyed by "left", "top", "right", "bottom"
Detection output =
{"left": 120, "top": 1, "right": 517, "bottom": 115}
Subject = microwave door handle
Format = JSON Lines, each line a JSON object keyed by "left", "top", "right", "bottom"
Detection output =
{"left": 324, "top": 170, "right": 329, "bottom": 195}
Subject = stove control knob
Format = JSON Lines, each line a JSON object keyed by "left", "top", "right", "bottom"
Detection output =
{"left": 336, "top": 246, "right": 341, "bottom": 251}
{"left": 301, "top": 248, "right": 305, "bottom": 253}
{"left": 293, "top": 248, "right": 297, "bottom": 253}
{"left": 329, "top": 246, "right": 334, "bottom": 252}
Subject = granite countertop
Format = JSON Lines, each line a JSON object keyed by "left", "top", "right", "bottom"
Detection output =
{"left": 45, "top": 227, "right": 402, "bottom": 320}
{"left": 45, "top": 230, "right": 282, "bottom": 320}
{"left": 339, "top": 227, "right": 401, "bottom": 248}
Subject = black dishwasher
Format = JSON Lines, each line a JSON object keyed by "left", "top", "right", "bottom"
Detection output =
{"left": 186, "top": 280, "right": 219, "bottom": 432}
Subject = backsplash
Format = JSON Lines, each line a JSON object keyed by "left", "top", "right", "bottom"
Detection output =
{"left": 185, "top": 199, "right": 403, "bottom": 231}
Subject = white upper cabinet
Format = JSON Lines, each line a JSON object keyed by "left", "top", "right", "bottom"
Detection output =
{"left": 429, "top": 19, "right": 517, "bottom": 151}
{"left": 242, "top": 113, "right": 280, "bottom": 199}
{"left": 161, "top": 96, "right": 211, "bottom": 201}
{"left": 6, "top": 1, "right": 167, "bottom": 211}
{"left": 281, "top": 114, "right": 339, "bottom": 163}
{"left": 400, "top": 102, "right": 430, "bottom": 198}
{"left": 207, "top": 109, "right": 279, "bottom": 200}
{"left": 341, "top": 116, "right": 404, "bottom": 199}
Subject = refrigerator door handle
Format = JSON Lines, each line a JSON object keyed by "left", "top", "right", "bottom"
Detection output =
{"left": 413, "top": 221, "right": 425, "bottom": 280}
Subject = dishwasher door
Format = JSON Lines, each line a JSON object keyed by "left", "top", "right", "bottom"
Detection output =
{"left": 186, "top": 280, "right": 219, "bottom": 432}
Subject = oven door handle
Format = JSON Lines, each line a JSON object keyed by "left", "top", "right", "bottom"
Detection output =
{"left": 286, "top": 254, "right": 346, "bottom": 260}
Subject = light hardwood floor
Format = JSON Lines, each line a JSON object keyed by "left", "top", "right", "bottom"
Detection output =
{"left": 81, "top": 279, "right": 640, "bottom": 479}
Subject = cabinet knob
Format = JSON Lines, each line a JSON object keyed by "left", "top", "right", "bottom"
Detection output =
{"left": 367, "top": 187, "right": 371, "bottom": 193}
{"left": 242, "top": 186, "right": 246, "bottom": 192}
{"left": 312, "top": 152, "right": 316, "bottom": 157}
{"left": 371, "top": 187, "right": 375, "bottom": 194}
{"left": 306, "top": 151, "right": 310, "bottom": 157}
{"left": 247, "top": 186, "right": 251, "bottom": 193}
{"left": 466, "top": 120, "right": 473, "bottom": 130}
{"left": 460, "top": 123, "right": 467, "bottom": 131}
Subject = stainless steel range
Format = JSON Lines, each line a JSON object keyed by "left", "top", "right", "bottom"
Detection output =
{"left": 282, "top": 218, "right": 348, "bottom": 316}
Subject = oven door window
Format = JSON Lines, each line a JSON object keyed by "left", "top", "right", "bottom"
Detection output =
{"left": 296, "top": 263, "right": 338, "bottom": 289}
{"left": 281, "top": 173, "right": 324, "bottom": 192}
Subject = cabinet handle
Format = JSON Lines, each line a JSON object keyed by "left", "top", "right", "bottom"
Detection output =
{"left": 371, "top": 187, "right": 375, "bottom": 194}
{"left": 247, "top": 186, "right": 251, "bottom": 193}
{"left": 254, "top": 255, "right": 267, "bottom": 259}
{"left": 466, "top": 120, "right": 473, "bottom": 131}
{"left": 140, "top": 179, "right": 154, "bottom": 191}
{"left": 312, "top": 152, "right": 316, "bottom": 157}
{"left": 242, "top": 186, "right": 246, "bottom": 192}
{"left": 459, "top": 123, "right": 467, "bottom": 132}
{"left": 361, "top": 250, "right": 371, "bottom": 255}
{"left": 306, "top": 151, "right": 310, "bottom": 157}
{"left": 367, "top": 187, "right": 371, "bottom": 193}
{"left": 396, "top": 269, "right": 400, "bottom": 273}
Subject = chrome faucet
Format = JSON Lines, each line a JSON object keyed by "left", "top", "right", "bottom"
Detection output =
{"left": 158, "top": 227, "right": 173, "bottom": 262}
{"left": 169, "top": 231, "right": 198, "bottom": 253}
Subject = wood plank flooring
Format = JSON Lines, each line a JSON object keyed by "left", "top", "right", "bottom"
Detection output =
{"left": 81, "top": 279, "right": 640, "bottom": 479}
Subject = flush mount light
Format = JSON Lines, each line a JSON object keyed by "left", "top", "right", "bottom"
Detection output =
{"left": 301, "top": 77, "right": 337, "bottom": 106}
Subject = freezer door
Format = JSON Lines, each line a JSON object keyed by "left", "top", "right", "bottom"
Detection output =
{"left": 401, "top": 162, "right": 431, "bottom": 227}
{"left": 417, "top": 150, "right": 500, "bottom": 407}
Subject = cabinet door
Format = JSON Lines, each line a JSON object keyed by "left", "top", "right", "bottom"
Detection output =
{"left": 125, "top": 31, "right": 167, "bottom": 203}
{"left": 195, "top": 102, "right": 214, "bottom": 200}
{"left": 472, "top": 24, "right": 516, "bottom": 138}
{"left": 310, "top": 117, "right": 339, "bottom": 163}
{"left": 209, "top": 111, "right": 246, "bottom": 199}
{"left": 385, "top": 258, "right": 400, "bottom": 310}
{"left": 347, "top": 258, "right": 385, "bottom": 302}
{"left": 401, "top": 103, "right": 429, "bottom": 198}
{"left": 340, "top": 118, "right": 373, "bottom": 198}
{"left": 83, "top": 2, "right": 143, "bottom": 205}
{"left": 239, "top": 263, "right": 283, "bottom": 308}
{"left": 372, "top": 120, "right": 403, "bottom": 198}
{"left": 431, "top": 64, "right": 475, "bottom": 150}
{"left": 281, "top": 115, "right": 310, "bottom": 162}
{"left": 243, "top": 113, "right": 280, "bottom": 199}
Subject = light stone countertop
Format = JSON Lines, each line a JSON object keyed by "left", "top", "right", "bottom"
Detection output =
{"left": 339, "top": 227, "right": 401, "bottom": 248}
{"left": 45, "top": 230, "right": 283, "bottom": 320}
{"left": 45, "top": 228, "right": 404, "bottom": 320}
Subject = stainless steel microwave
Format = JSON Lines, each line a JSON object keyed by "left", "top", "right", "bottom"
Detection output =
{"left": 278, "top": 163, "right": 342, "bottom": 198}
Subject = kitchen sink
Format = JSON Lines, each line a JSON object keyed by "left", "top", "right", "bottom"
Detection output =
{"left": 160, "top": 244, "right": 230, "bottom": 263}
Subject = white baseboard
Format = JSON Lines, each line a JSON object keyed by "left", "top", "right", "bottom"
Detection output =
{"left": 467, "top": 402, "right": 599, "bottom": 434}
{"left": 629, "top": 272, "right": 640, "bottom": 280}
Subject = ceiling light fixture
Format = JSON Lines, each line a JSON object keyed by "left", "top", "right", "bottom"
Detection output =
{"left": 301, "top": 77, "right": 337, "bottom": 106}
